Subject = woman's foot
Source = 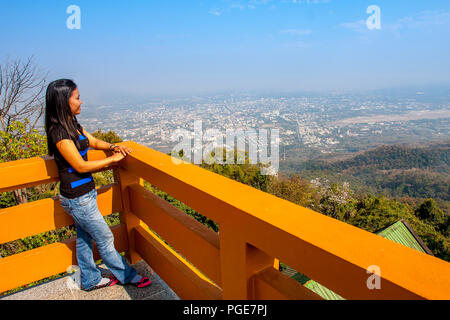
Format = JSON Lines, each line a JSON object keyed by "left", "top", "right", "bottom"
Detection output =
{"left": 82, "top": 277, "right": 116, "bottom": 292}
{"left": 134, "top": 276, "right": 152, "bottom": 288}
{"left": 110, "top": 274, "right": 152, "bottom": 288}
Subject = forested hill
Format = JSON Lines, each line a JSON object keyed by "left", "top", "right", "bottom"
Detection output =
{"left": 299, "top": 141, "right": 449, "bottom": 173}
{"left": 281, "top": 141, "right": 450, "bottom": 209}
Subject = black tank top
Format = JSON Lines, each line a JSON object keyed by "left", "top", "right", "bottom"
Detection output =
{"left": 48, "top": 119, "right": 95, "bottom": 199}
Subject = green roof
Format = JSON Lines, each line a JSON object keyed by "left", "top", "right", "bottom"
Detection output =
{"left": 303, "top": 280, "right": 345, "bottom": 300}
{"left": 290, "top": 220, "right": 432, "bottom": 300}
{"left": 375, "top": 220, "right": 429, "bottom": 254}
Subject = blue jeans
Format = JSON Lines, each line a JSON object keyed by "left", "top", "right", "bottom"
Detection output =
{"left": 59, "top": 188, "right": 138, "bottom": 290}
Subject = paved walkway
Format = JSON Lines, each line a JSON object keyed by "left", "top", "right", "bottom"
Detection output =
{"left": 1, "top": 260, "right": 180, "bottom": 300}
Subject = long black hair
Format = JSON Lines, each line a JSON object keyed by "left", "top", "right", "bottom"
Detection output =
{"left": 45, "top": 79, "right": 81, "bottom": 156}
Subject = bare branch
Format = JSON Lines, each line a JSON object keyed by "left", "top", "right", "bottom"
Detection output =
{"left": 0, "top": 55, "right": 47, "bottom": 132}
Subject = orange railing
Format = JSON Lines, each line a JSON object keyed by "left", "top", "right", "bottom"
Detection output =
{"left": 1, "top": 141, "right": 449, "bottom": 299}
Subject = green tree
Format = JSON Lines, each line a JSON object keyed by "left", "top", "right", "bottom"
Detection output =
{"left": 267, "top": 174, "right": 320, "bottom": 210}
{"left": 346, "top": 195, "right": 449, "bottom": 261}
{"left": 415, "top": 198, "right": 447, "bottom": 232}
{"left": 0, "top": 118, "right": 47, "bottom": 162}
{"left": 0, "top": 118, "right": 48, "bottom": 204}
{"left": 92, "top": 129, "right": 123, "bottom": 144}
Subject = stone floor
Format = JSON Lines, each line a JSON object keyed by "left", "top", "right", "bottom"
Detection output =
{"left": 0, "top": 260, "right": 180, "bottom": 300}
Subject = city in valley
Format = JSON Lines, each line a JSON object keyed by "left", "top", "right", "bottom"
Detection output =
{"left": 77, "top": 91, "right": 450, "bottom": 164}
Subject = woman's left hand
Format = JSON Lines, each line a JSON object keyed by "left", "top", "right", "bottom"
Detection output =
{"left": 113, "top": 145, "right": 133, "bottom": 157}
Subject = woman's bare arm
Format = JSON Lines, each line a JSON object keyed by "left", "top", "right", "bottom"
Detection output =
{"left": 82, "top": 129, "right": 131, "bottom": 157}
{"left": 55, "top": 139, "right": 124, "bottom": 173}
{"left": 82, "top": 129, "right": 113, "bottom": 151}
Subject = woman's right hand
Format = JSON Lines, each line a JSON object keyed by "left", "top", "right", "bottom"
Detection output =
{"left": 110, "top": 152, "right": 125, "bottom": 163}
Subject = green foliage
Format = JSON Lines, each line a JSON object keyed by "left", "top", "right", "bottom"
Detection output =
{"left": 93, "top": 170, "right": 114, "bottom": 186}
{"left": 0, "top": 118, "right": 48, "bottom": 163}
{"left": 317, "top": 181, "right": 358, "bottom": 220}
{"left": 282, "top": 142, "right": 450, "bottom": 213}
{"left": 92, "top": 129, "right": 123, "bottom": 144}
{"left": 105, "top": 212, "right": 121, "bottom": 227}
{"left": 347, "top": 195, "right": 413, "bottom": 232}
{"left": 307, "top": 144, "right": 449, "bottom": 172}
{"left": 416, "top": 198, "right": 444, "bottom": 222}
{"left": 0, "top": 192, "right": 15, "bottom": 208}
{"left": 345, "top": 195, "right": 449, "bottom": 261}
{"left": 267, "top": 174, "right": 319, "bottom": 210}
{"left": 0, "top": 119, "right": 50, "bottom": 207}
{"left": 415, "top": 198, "right": 448, "bottom": 234}
{"left": 201, "top": 161, "right": 272, "bottom": 192}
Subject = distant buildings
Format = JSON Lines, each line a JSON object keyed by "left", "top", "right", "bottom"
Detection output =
{"left": 79, "top": 94, "right": 449, "bottom": 160}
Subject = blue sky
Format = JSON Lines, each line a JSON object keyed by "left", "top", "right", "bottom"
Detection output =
{"left": 1, "top": 0, "right": 449, "bottom": 104}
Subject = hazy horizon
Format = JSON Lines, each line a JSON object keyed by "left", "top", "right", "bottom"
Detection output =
{"left": 1, "top": 0, "right": 450, "bottom": 105}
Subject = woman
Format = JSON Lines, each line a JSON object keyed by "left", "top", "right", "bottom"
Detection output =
{"left": 45, "top": 79, "right": 151, "bottom": 291}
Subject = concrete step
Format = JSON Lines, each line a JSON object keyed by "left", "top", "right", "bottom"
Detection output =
{"left": 1, "top": 260, "right": 180, "bottom": 300}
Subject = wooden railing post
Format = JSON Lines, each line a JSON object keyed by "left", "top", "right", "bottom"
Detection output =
{"left": 219, "top": 222, "right": 276, "bottom": 299}
{"left": 113, "top": 166, "right": 144, "bottom": 264}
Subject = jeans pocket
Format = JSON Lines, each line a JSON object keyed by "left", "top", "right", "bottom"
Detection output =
{"left": 78, "top": 192, "right": 93, "bottom": 207}
{"left": 60, "top": 197, "right": 73, "bottom": 215}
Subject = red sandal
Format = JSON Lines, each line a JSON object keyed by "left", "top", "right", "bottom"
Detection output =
{"left": 109, "top": 275, "right": 120, "bottom": 286}
{"left": 135, "top": 276, "right": 152, "bottom": 288}
{"left": 109, "top": 275, "right": 152, "bottom": 288}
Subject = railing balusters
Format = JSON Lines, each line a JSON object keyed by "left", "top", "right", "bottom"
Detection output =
{"left": 219, "top": 222, "right": 277, "bottom": 299}
{"left": 113, "top": 167, "right": 143, "bottom": 265}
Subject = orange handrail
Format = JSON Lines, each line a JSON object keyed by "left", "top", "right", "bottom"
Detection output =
{"left": 1, "top": 142, "right": 449, "bottom": 299}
